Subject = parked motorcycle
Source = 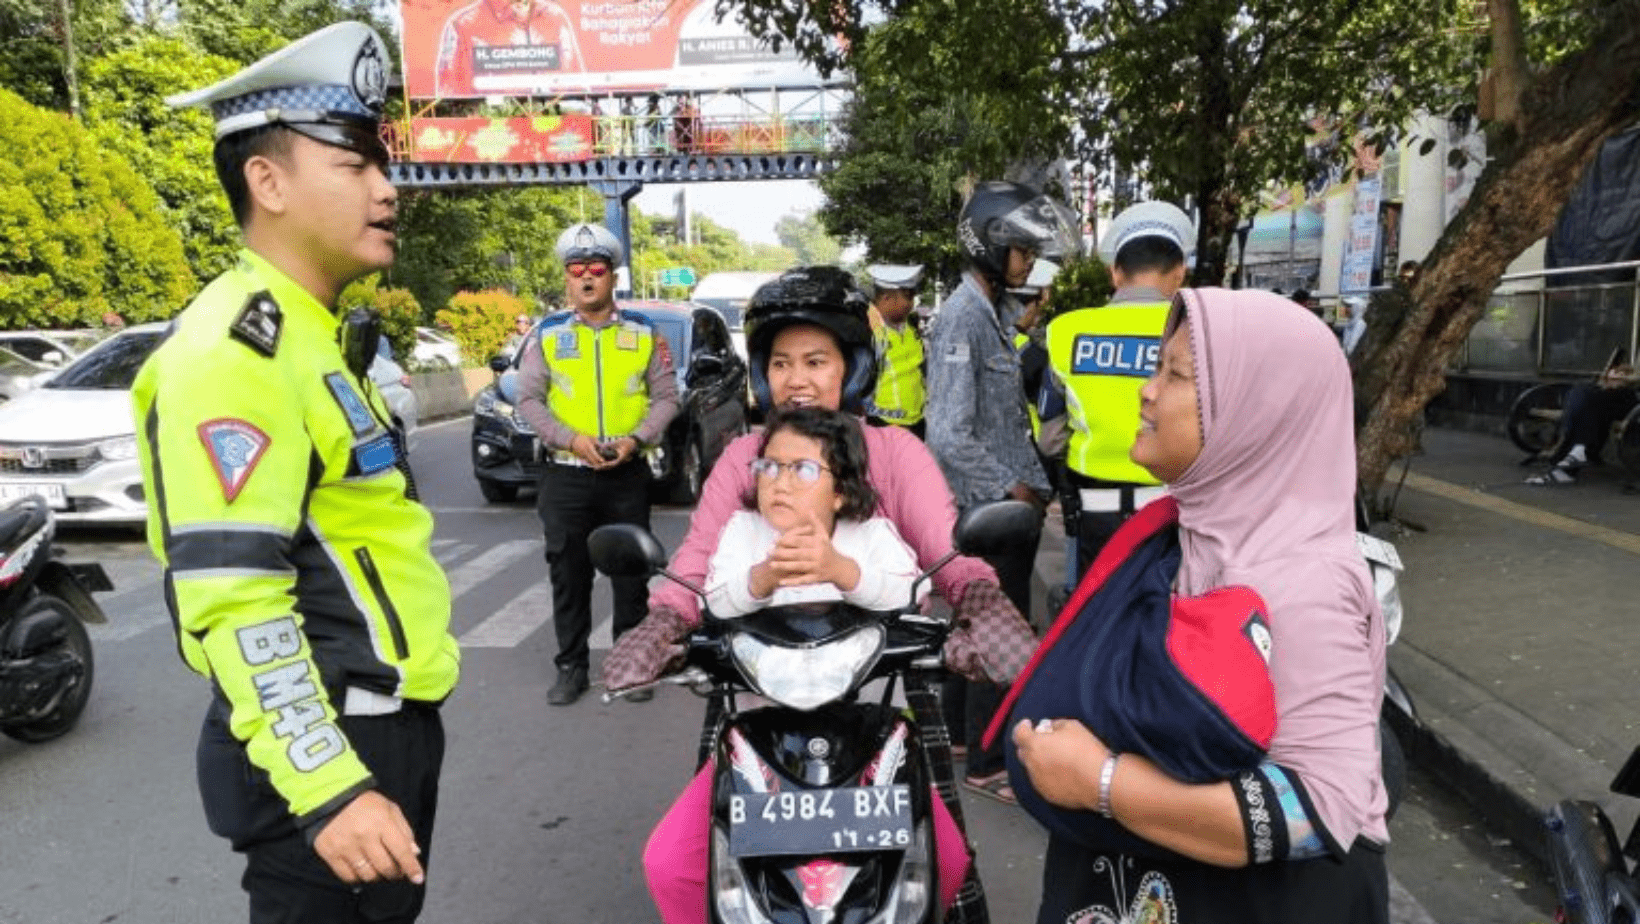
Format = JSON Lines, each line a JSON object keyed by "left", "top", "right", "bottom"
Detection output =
{"left": 591, "top": 501, "right": 1038, "bottom": 924}
{"left": 1545, "top": 749, "right": 1640, "bottom": 923}
{"left": 0, "top": 495, "right": 111, "bottom": 742}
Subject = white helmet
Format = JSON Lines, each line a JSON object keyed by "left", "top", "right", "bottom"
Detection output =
{"left": 555, "top": 223, "right": 623, "bottom": 266}
{"left": 1098, "top": 201, "right": 1195, "bottom": 266}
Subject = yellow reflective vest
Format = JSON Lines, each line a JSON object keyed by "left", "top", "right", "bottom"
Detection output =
{"left": 1045, "top": 301, "right": 1170, "bottom": 484}
{"left": 870, "top": 322, "right": 925, "bottom": 426}
{"left": 537, "top": 311, "right": 657, "bottom": 439}
{"left": 133, "top": 250, "right": 459, "bottom": 826}
{"left": 1013, "top": 331, "right": 1042, "bottom": 442}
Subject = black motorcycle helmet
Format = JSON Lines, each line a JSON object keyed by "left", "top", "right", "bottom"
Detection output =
{"left": 957, "top": 180, "right": 1083, "bottom": 284}
{"left": 743, "top": 266, "right": 877, "bottom": 414}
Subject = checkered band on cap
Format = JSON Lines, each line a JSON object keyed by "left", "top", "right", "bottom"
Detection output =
{"left": 211, "top": 84, "right": 376, "bottom": 123}
{"left": 1114, "top": 219, "right": 1185, "bottom": 253}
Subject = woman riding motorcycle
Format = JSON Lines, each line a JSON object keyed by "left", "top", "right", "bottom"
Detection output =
{"left": 603, "top": 265, "right": 1038, "bottom": 924}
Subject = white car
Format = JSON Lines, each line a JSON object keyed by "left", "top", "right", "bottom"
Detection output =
{"left": 411, "top": 327, "right": 463, "bottom": 369}
{"left": 0, "top": 325, "right": 417, "bottom": 526}
{"left": 0, "top": 324, "right": 167, "bottom": 525}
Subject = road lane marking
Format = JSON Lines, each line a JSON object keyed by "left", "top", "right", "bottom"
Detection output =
{"left": 91, "top": 601, "right": 170, "bottom": 643}
{"left": 1404, "top": 471, "right": 1640, "bottom": 557}
{"left": 443, "top": 539, "right": 538, "bottom": 598}
{"left": 460, "top": 580, "right": 553, "bottom": 648}
{"left": 435, "top": 542, "right": 476, "bottom": 564}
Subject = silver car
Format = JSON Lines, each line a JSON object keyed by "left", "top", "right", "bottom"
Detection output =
{"left": 0, "top": 324, "right": 166, "bottom": 525}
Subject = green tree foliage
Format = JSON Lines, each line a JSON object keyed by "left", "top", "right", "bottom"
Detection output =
{"left": 629, "top": 211, "right": 795, "bottom": 299}
{"left": 1045, "top": 257, "right": 1113, "bottom": 317}
{"left": 0, "top": 88, "right": 194, "bottom": 328}
{"left": 774, "top": 210, "right": 842, "bottom": 265}
{"left": 338, "top": 273, "right": 422, "bottom": 361}
{"left": 728, "top": 0, "right": 1460, "bottom": 282}
{"left": 390, "top": 186, "right": 582, "bottom": 314}
{"left": 0, "top": 0, "right": 139, "bottom": 111}
{"left": 80, "top": 36, "right": 241, "bottom": 280}
{"left": 435, "top": 289, "right": 530, "bottom": 365}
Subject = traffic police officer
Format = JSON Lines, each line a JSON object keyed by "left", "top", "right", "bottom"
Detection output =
{"left": 136, "top": 22, "right": 457, "bottom": 923}
{"left": 1040, "top": 200, "right": 1194, "bottom": 583}
{"left": 865, "top": 263, "right": 927, "bottom": 436}
{"left": 516, "top": 223, "right": 679, "bottom": 706}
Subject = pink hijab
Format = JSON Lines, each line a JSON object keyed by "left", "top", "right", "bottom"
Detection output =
{"left": 1167, "top": 288, "right": 1389, "bottom": 849}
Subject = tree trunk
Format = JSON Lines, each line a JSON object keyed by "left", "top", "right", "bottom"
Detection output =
{"left": 56, "top": 0, "right": 79, "bottom": 121}
{"left": 1355, "top": 4, "right": 1640, "bottom": 498}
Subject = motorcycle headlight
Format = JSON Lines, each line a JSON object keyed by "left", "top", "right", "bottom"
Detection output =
{"left": 729, "top": 624, "right": 885, "bottom": 711}
{"left": 98, "top": 436, "right": 137, "bottom": 461}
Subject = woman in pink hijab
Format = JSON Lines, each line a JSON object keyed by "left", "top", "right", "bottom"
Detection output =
{"left": 998, "top": 288, "right": 1390, "bottom": 922}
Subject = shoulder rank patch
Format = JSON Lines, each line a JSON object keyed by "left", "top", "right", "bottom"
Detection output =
{"left": 324, "top": 372, "right": 377, "bottom": 436}
{"left": 230, "top": 291, "right": 282, "bottom": 357}
{"left": 197, "top": 418, "right": 271, "bottom": 503}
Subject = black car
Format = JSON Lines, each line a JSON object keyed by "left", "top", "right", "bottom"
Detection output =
{"left": 471, "top": 301, "right": 749, "bottom": 505}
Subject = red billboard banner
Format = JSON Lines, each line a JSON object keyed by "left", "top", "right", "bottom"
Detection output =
{"left": 399, "top": 0, "right": 825, "bottom": 100}
{"left": 402, "top": 114, "right": 597, "bottom": 163}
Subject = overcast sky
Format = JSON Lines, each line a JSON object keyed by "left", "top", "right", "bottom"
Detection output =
{"left": 632, "top": 179, "right": 827, "bottom": 246}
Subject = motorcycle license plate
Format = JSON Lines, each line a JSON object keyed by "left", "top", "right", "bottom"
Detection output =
{"left": 0, "top": 483, "right": 66, "bottom": 509}
{"left": 728, "top": 785, "right": 914, "bottom": 857}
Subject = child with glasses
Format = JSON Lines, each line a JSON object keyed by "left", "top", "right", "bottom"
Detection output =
{"left": 704, "top": 406, "right": 926, "bottom": 618}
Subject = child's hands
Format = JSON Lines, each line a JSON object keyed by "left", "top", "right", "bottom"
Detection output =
{"left": 769, "top": 509, "right": 860, "bottom": 591}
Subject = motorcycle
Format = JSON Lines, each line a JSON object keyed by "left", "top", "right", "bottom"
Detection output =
{"left": 1545, "top": 749, "right": 1640, "bottom": 923}
{"left": 590, "top": 501, "right": 1039, "bottom": 924}
{"left": 0, "top": 495, "right": 111, "bottom": 743}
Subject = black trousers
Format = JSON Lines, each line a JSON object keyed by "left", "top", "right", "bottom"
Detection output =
{"left": 1560, "top": 384, "right": 1639, "bottom": 460}
{"left": 944, "top": 500, "right": 1042, "bottom": 778}
{"left": 197, "top": 700, "right": 446, "bottom": 924}
{"left": 536, "top": 458, "right": 651, "bottom": 671}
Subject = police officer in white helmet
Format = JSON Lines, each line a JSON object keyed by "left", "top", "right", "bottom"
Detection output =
{"left": 1040, "top": 200, "right": 1194, "bottom": 586}
{"left": 515, "top": 222, "right": 680, "bottom": 705}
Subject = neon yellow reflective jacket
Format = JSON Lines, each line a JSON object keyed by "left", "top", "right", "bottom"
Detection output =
{"left": 538, "top": 311, "right": 656, "bottom": 438}
{"left": 870, "top": 322, "right": 925, "bottom": 426}
{"left": 132, "top": 250, "right": 459, "bottom": 825}
{"left": 1012, "top": 331, "right": 1042, "bottom": 441}
{"left": 1045, "top": 301, "right": 1169, "bottom": 484}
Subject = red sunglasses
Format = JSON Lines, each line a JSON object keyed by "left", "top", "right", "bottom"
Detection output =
{"left": 566, "top": 262, "right": 610, "bottom": 278}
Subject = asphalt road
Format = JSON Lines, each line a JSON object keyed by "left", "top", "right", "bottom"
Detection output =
{"left": 0, "top": 417, "right": 1559, "bottom": 924}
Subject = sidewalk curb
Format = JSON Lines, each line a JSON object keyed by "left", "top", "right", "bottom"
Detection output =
{"left": 1389, "top": 641, "right": 1636, "bottom": 870}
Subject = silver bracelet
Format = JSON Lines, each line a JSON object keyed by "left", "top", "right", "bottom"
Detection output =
{"left": 1097, "top": 754, "right": 1119, "bottom": 818}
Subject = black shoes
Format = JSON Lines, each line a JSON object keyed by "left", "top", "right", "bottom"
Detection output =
{"left": 547, "top": 665, "right": 589, "bottom": 706}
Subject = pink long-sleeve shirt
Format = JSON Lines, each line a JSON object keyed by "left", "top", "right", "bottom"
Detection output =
{"left": 651, "top": 423, "right": 999, "bottom": 624}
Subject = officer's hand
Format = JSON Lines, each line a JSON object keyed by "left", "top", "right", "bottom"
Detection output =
{"left": 313, "top": 790, "right": 425, "bottom": 886}
{"left": 570, "top": 433, "right": 610, "bottom": 468}
{"left": 1007, "top": 483, "right": 1047, "bottom": 516}
{"left": 606, "top": 436, "right": 640, "bottom": 465}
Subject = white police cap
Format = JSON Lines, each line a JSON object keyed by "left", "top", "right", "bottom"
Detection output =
{"left": 555, "top": 223, "right": 624, "bottom": 267}
{"left": 1098, "top": 201, "right": 1196, "bottom": 265}
{"left": 167, "top": 22, "right": 390, "bottom": 161}
{"left": 866, "top": 264, "right": 925, "bottom": 292}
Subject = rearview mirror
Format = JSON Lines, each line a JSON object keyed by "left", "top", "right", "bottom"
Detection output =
{"left": 688, "top": 353, "right": 725, "bottom": 381}
{"left": 952, "top": 501, "right": 1041, "bottom": 559}
{"left": 489, "top": 355, "right": 509, "bottom": 374}
{"left": 589, "top": 524, "right": 668, "bottom": 578}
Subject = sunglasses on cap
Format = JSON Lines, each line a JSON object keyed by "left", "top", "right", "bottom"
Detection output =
{"left": 749, "top": 458, "right": 830, "bottom": 483}
{"left": 566, "top": 262, "right": 610, "bottom": 278}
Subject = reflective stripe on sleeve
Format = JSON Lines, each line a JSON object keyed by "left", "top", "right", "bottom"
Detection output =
{"left": 166, "top": 524, "right": 294, "bottom": 575}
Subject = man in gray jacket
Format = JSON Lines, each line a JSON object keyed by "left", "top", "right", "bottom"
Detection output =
{"left": 925, "top": 180, "right": 1078, "bottom": 802}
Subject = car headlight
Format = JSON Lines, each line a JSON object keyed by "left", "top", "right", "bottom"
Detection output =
{"left": 729, "top": 623, "right": 885, "bottom": 711}
{"left": 98, "top": 436, "right": 138, "bottom": 461}
{"left": 474, "top": 391, "right": 514, "bottom": 419}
